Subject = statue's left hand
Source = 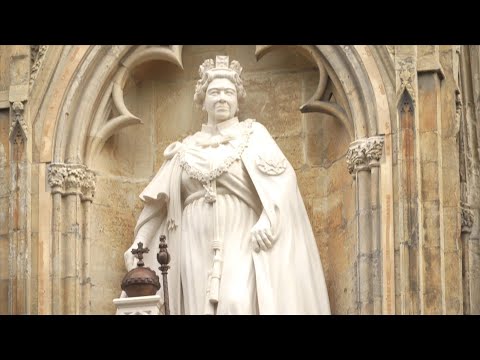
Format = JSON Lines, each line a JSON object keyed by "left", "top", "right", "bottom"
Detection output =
{"left": 250, "top": 212, "right": 274, "bottom": 252}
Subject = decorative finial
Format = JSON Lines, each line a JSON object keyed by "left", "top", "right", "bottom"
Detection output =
{"left": 157, "top": 235, "right": 171, "bottom": 315}
{"left": 157, "top": 235, "right": 171, "bottom": 267}
{"left": 131, "top": 242, "right": 149, "bottom": 267}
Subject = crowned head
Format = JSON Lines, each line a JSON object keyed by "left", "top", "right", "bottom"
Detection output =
{"left": 193, "top": 56, "right": 246, "bottom": 107}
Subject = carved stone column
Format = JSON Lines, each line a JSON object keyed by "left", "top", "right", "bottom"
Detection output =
{"left": 346, "top": 136, "right": 384, "bottom": 315}
{"left": 417, "top": 46, "right": 445, "bottom": 314}
{"left": 47, "top": 163, "right": 96, "bottom": 314}
{"left": 347, "top": 138, "right": 372, "bottom": 314}
{"left": 366, "top": 136, "right": 384, "bottom": 314}
{"left": 461, "top": 204, "right": 474, "bottom": 314}
{"left": 8, "top": 100, "right": 30, "bottom": 314}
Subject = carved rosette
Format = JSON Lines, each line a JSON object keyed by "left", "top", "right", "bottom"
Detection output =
{"left": 47, "top": 163, "right": 96, "bottom": 202}
{"left": 461, "top": 203, "right": 474, "bottom": 234}
{"left": 397, "top": 58, "right": 416, "bottom": 104}
{"left": 346, "top": 136, "right": 385, "bottom": 176}
{"left": 9, "top": 101, "right": 28, "bottom": 142}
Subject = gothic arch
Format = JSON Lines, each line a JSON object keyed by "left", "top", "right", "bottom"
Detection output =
{"left": 32, "top": 45, "right": 394, "bottom": 314}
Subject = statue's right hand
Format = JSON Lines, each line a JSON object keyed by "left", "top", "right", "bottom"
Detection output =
{"left": 124, "top": 250, "right": 136, "bottom": 271}
{"left": 250, "top": 212, "right": 274, "bottom": 252}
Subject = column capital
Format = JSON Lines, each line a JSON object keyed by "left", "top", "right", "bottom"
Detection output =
{"left": 346, "top": 136, "right": 385, "bottom": 175}
{"left": 47, "top": 163, "right": 97, "bottom": 202}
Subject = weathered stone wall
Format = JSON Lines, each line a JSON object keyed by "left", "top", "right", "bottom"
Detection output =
{"left": 0, "top": 46, "right": 10, "bottom": 91}
{"left": 1, "top": 45, "right": 476, "bottom": 315}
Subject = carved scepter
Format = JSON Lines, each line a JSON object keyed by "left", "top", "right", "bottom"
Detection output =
{"left": 157, "top": 235, "right": 171, "bottom": 315}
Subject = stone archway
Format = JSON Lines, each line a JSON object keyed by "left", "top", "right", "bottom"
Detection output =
{"left": 34, "top": 45, "right": 393, "bottom": 314}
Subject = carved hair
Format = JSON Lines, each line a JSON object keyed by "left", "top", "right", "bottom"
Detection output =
{"left": 193, "top": 58, "right": 247, "bottom": 106}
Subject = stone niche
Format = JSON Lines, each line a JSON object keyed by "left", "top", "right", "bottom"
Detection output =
{"left": 90, "top": 45, "right": 354, "bottom": 314}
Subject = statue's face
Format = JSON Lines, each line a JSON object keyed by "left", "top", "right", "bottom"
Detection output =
{"left": 204, "top": 78, "right": 238, "bottom": 122}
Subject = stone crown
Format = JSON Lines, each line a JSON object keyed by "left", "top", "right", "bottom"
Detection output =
{"left": 198, "top": 56, "right": 243, "bottom": 78}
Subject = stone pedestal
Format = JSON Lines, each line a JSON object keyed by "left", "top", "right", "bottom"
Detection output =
{"left": 113, "top": 295, "right": 162, "bottom": 315}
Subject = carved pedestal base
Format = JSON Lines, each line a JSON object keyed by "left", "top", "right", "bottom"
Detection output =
{"left": 113, "top": 295, "right": 162, "bottom": 315}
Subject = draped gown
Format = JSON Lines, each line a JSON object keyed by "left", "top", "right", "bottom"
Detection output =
{"left": 179, "top": 117, "right": 263, "bottom": 314}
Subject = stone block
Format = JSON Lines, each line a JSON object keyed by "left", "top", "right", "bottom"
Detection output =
{"left": 243, "top": 73, "right": 302, "bottom": 138}
{"left": 422, "top": 246, "right": 442, "bottom": 314}
{"left": 31, "top": 192, "right": 38, "bottom": 234}
{"left": 305, "top": 111, "right": 350, "bottom": 168}
{"left": 421, "top": 161, "right": 439, "bottom": 201}
{"left": 342, "top": 184, "right": 356, "bottom": 223}
{"left": 230, "top": 45, "right": 316, "bottom": 74}
{"left": 442, "top": 166, "right": 460, "bottom": 208}
{"left": 0, "top": 234, "right": 8, "bottom": 279}
{"left": 93, "top": 176, "right": 147, "bottom": 213}
{"left": 442, "top": 138, "right": 459, "bottom": 172}
{"left": 419, "top": 131, "right": 438, "bottom": 163}
{"left": 312, "top": 195, "right": 344, "bottom": 234}
{"left": 0, "top": 279, "right": 8, "bottom": 314}
{"left": 324, "top": 229, "right": 357, "bottom": 315}
{"left": 296, "top": 167, "right": 322, "bottom": 200}
{"left": 422, "top": 200, "right": 441, "bottom": 248}
{"left": 0, "top": 46, "right": 11, "bottom": 90}
{"left": 90, "top": 205, "right": 138, "bottom": 314}
{"left": 0, "top": 196, "right": 8, "bottom": 235}
{"left": 442, "top": 206, "right": 460, "bottom": 252}
{"left": 274, "top": 135, "right": 304, "bottom": 170}
{"left": 325, "top": 159, "right": 352, "bottom": 194}
{"left": 444, "top": 250, "right": 463, "bottom": 314}
{"left": 418, "top": 74, "right": 440, "bottom": 133}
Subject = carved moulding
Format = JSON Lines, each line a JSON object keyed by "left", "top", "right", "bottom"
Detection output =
{"left": 47, "top": 163, "right": 96, "bottom": 202}
{"left": 85, "top": 45, "right": 184, "bottom": 166}
{"left": 254, "top": 45, "right": 353, "bottom": 141}
{"left": 30, "top": 45, "right": 48, "bottom": 89}
{"left": 396, "top": 58, "right": 416, "bottom": 106}
{"left": 9, "top": 101, "right": 28, "bottom": 143}
{"left": 461, "top": 203, "right": 474, "bottom": 234}
{"left": 346, "top": 136, "right": 385, "bottom": 176}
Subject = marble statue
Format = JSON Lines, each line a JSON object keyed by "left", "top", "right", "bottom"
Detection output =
{"left": 123, "top": 55, "right": 331, "bottom": 315}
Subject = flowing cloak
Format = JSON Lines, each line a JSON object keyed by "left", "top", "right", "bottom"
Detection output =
{"left": 126, "top": 120, "right": 331, "bottom": 314}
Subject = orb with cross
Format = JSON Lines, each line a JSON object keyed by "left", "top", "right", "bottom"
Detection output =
{"left": 121, "top": 242, "right": 160, "bottom": 297}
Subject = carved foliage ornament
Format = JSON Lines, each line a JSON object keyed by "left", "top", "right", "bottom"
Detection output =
{"left": 346, "top": 136, "right": 385, "bottom": 174}
{"left": 346, "top": 142, "right": 366, "bottom": 174}
{"left": 454, "top": 89, "right": 462, "bottom": 136}
{"left": 397, "top": 58, "right": 416, "bottom": 104}
{"left": 461, "top": 203, "right": 474, "bottom": 233}
{"left": 365, "top": 137, "right": 384, "bottom": 165}
{"left": 9, "top": 101, "right": 28, "bottom": 142}
{"left": 256, "top": 154, "right": 287, "bottom": 176}
{"left": 47, "top": 163, "right": 96, "bottom": 201}
{"left": 30, "top": 45, "right": 48, "bottom": 89}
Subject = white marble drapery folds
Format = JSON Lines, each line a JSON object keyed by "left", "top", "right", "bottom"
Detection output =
{"left": 125, "top": 118, "right": 331, "bottom": 314}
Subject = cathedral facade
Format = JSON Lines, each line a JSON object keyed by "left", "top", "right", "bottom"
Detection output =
{"left": 0, "top": 45, "right": 478, "bottom": 314}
